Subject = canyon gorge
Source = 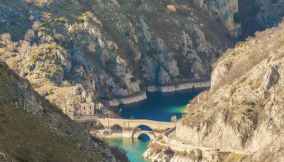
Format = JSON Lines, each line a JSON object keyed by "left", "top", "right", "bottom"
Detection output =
{"left": 0, "top": 0, "right": 284, "bottom": 162}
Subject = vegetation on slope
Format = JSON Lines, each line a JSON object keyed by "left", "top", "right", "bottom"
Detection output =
{"left": 0, "top": 62, "right": 128, "bottom": 162}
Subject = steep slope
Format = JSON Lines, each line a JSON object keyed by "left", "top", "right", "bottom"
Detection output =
{"left": 145, "top": 21, "right": 284, "bottom": 162}
{"left": 192, "top": 0, "right": 241, "bottom": 37}
{"left": 0, "top": 0, "right": 232, "bottom": 117}
{"left": 0, "top": 62, "right": 128, "bottom": 162}
{"left": 1, "top": 1, "right": 283, "bottom": 119}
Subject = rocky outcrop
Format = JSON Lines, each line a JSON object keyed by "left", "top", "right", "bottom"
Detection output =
{"left": 0, "top": 0, "right": 232, "bottom": 118}
{"left": 145, "top": 21, "right": 284, "bottom": 162}
{"left": 193, "top": 0, "right": 241, "bottom": 37}
{"left": 0, "top": 61, "right": 128, "bottom": 162}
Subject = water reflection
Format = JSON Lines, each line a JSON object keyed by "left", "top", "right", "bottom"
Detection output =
{"left": 118, "top": 90, "right": 201, "bottom": 121}
{"left": 107, "top": 90, "right": 202, "bottom": 162}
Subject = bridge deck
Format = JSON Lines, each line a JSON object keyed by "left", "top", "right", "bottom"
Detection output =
{"left": 75, "top": 116, "right": 175, "bottom": 131}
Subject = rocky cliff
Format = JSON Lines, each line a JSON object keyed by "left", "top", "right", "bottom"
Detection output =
{"left": 145, "top": 21, "right": 284, "bottom": 162}
{"left": 193, "top": 0, "right": 241, "bottom": 37}
{"left": 0, "top": 0, "right": 283, "bottom": 119}
{"left": 0, "top": 61, "right": 128, "bottom": 162}
{"left": 0, "top": 0, "right": 232, "bottom": 117}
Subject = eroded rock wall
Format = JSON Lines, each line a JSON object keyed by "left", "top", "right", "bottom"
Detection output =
{"left": 193, "top": 0, "right": 241, "bottom": 37}
{"left": 0, "top": 0, "right": 232, "bottom": 117}
{"left": 145, "top": 21, "right": 284, "bottom": 162}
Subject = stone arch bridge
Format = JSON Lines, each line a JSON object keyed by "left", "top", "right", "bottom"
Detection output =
{"left": 76, "top": 116, "right": 175, "bottom": 140}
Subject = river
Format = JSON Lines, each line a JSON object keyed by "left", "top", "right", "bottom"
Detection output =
{"left": 105, "top": 90, "right": 201, "bottom": 162}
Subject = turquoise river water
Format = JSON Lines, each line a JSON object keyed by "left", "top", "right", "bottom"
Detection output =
{"left": 106, "top": 90, "right": 201, "bottom": 162}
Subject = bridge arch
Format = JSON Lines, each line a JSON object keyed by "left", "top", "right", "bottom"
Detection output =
{"left": 136, "top": 131, "right": 155, "bottom": 142}
{"left": 131, "top": 124, "right": 155, "bottom": 142}
{"left": 110, "top": 124, "right": 123, "bottom": 133}
{"left": 136, "top": 124, "right": 153, "bottom": 131}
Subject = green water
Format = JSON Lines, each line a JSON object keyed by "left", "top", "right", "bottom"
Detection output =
{"left": 106, "top": 138, "right": 150, "bottom": 162}
{"left": 106, "top": 90, "right": 201, "bottom": 162}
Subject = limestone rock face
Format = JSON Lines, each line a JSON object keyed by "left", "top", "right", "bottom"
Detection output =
{"left": 193, "top": 0, "right": 240, "bottom": 37}
{"left": 0, "top": 0, "right": 232, "bottom": 117}
{"left": 0, "top": 1, "right": 283, "bottom": 119}
{"left": 145, "top": 22, "right": 284, "bottom": 162}
{"left": 0, "top": 62, "right": 128, "bottom": 162}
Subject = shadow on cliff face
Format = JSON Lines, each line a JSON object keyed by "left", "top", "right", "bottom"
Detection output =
{"left": 238, "top": 0, "right": 284, "bottom": 39}
{"left": 238, "top": 0, "right": 261, "bottom": 38}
